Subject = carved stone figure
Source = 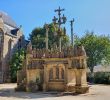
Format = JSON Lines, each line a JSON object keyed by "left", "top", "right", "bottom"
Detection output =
{"left": 32, "top": 48, "right": 36, "bottom": 58}
{"left": 73, "top": 45, "right": 86, "bottom": 57}
{"left": 27, "top": 42, "right": 32, "bottom": 54}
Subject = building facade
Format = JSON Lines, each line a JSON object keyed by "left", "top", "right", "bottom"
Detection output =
{"left": 0, "top": 11, "right": 25, "bottom": 83}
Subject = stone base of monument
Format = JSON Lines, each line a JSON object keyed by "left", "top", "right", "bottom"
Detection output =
{"left": 75, "top": 86, "right": 89, "bottom": 94}
{"left": 65, "top": 85, "right": 76, "bottom": 93}
{"left": 65, "top": 85, "right": 89, "bottom": 94}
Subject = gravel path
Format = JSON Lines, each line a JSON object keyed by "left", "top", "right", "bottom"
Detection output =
{"left": 0, "top": 83, "right": 110, "bottom": 100}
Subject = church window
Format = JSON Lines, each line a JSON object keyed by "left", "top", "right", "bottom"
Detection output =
{"left": 8, "top": 39, "right": 13, "bottom": 59}
{"left": 18, "top": 38, "right": 21, "bottom": 50}
{"left": 0, "top": 31, "right": 3, "bottom": 44}
{"left": 0, "top": 30, "right": 3, "bottom": 71}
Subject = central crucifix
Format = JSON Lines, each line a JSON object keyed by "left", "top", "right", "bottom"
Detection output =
{"left": 52, "top": 6, "right": 67, "bottom": 52}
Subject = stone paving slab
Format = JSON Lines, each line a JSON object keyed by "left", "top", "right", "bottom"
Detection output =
{"left": 0, "top": 84, "right": 110, "bottom": 100}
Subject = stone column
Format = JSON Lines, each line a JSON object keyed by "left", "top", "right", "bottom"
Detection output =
{"left": 65, "top": 64, "right": 68, "bottom": 84}
{"left": 75, "top": 68, "right": 89, "bottom": 93}
{"left": 80, "top": 69, "right": 88, "bottom": 86}
{"left": 64, "top": 64, "right": 68, "bottom": 91}
{"left": 45, "top": 24, "right": 49, "bottom": 50}
{"left": 43, "top": 64, "right": 48, "bottom": 92}
{"left": 75, "top": 69, "right": 81, "bottom": 86}
{"left": 59, "top": 37, "right": 62, "bottom": 52}
{"left": 25, "top": 54, "right": 31, "bottom": 92}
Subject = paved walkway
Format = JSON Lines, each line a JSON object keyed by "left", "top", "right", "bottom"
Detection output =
{"left": 0, "top": 83, "right": 110, "bottom": 100}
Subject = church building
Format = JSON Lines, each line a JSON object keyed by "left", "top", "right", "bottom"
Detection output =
{"left": 0, "top": 11, "right": 25, "bottom": 83}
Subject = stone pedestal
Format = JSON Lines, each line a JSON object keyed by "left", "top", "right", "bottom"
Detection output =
{"left": 75, "top": 86, "right": 89, "bottom": 93}
{"left": 43, "top": 83, "right": 47, "bottom": 92}
{"left": 65, "top": 68, "right": 89, "bottom": 93}
{"left": 75, "top": 69, "right": 89, "bottom": 93}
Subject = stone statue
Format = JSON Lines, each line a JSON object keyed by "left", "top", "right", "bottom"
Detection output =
{"left": 32, "top": 47, "right": 36, "bottom": 58}
{"left": 27, "top": 42, "right": 32, "bottom": 54}
{"left": 73, "top": 45, "right": 86, "bottom": 57}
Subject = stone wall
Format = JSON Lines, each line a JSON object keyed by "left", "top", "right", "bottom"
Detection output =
{"left": 26, "top": 69, "right": 40, "bottom": 83}
{"left": 2, "top": 31, "right": 23, "bottom": 82}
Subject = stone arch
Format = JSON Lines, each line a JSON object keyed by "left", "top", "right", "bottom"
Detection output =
{"left": 0, "top": 28, "right": 4, "bottom": 73}
{"left": 56, "top": 66, "right": 59, "bottom": 79}
{"left": 49, "top": 68, "right": 53, "bottom": 80}
{"left": 61, "top": 68, "right": 64, "bottom": 79}
{"left": 0, "top": 28, "right": 4, "bottom": 44}
{"left": 8, "top": 39, "right": 13, "bottom": 59}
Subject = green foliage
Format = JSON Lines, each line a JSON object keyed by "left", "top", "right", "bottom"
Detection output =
{"left": 9, "top": 49, "right": 25, "bottom": 82}
{"left": 76, "top": 31, "right": 110, "bottom": 72}
{"left": 29, "top": 23, "right": 70, "bottom": 49}
{"left": 87, "top": 72, "right": 110, "bottom": 84}
{"left": 94, "top": 72, "right": 110, "bottom": 84}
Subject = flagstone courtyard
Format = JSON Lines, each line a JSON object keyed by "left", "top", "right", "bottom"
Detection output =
{"left": 0, "top": 83, "right": 109, "bottom": 100}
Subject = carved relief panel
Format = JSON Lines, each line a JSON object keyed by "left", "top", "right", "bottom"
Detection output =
{"left": 48, "top": 64, "right": 65, "bottom": 82}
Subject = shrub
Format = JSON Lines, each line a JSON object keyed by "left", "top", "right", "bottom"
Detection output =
{"left": 87, "top": 72, "right": 110, "bottom": 84}
{"left": 94, "top": 72, "right": 110, "bottom": 84}
{"left": 9, "top": 49, "right": 25, "bottom": 83}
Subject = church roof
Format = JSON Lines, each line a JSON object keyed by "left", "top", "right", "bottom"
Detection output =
{"left": 0, "top": 11, "right": 17, "bottom": 28}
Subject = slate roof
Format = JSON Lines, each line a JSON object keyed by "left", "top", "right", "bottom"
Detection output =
{"left": 0, "top": 11, "right": 17, "bottom": 28}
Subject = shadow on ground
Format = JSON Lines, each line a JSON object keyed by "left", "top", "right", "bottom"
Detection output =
{"left": 0, "top": 87, "right": 58, "bottom": 99}
{"left": 0, "top": 87, "right": 80, "bottom": 99}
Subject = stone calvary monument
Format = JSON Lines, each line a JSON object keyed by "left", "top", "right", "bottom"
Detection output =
{"left": 17, "top": 7, "right": 89, "bottom": 93}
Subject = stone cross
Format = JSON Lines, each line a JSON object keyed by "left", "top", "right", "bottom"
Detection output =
{"left": 52, "top": 6, "right": 67, "bottom": 52}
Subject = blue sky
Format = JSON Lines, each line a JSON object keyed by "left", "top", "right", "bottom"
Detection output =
{"left": 0, "top": 0, "right": 110, "bottom": 39}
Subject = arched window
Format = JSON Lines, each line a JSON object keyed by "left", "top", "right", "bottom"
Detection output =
{"left": 49, "top": 68, "right": 53, "bottom": 80}
{"left": 0, "top": 30, "right": 3, "bottom": 55}
{"left": 0, "top": 30, "right": 3, "bottom": 44}
{"left": 8, "top": 39, "right": 13, "bottom": 59}
{"left": 0, "top": 29, "right": 3, "bottom": 71}
{"left": 8, "top": 39, "right": 12, "bottom": 51}
{"left": 56, "top": 66, "right": 59, "bottom": 79}
{"left": 18, "top": 38, "right": 21, "bottom": 50}
{"left": 61, "top": 68, "right": 64, "bottom": 79}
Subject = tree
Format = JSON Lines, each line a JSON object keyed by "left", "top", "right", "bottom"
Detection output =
{"left": 9, "top": 48, "right": 25, "bottom": 82}
{"left": 76, "top": 31, "right": 110, "bottom": 72}
{"left": 29, "top": 23, "right": 70, "bottom": 49}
